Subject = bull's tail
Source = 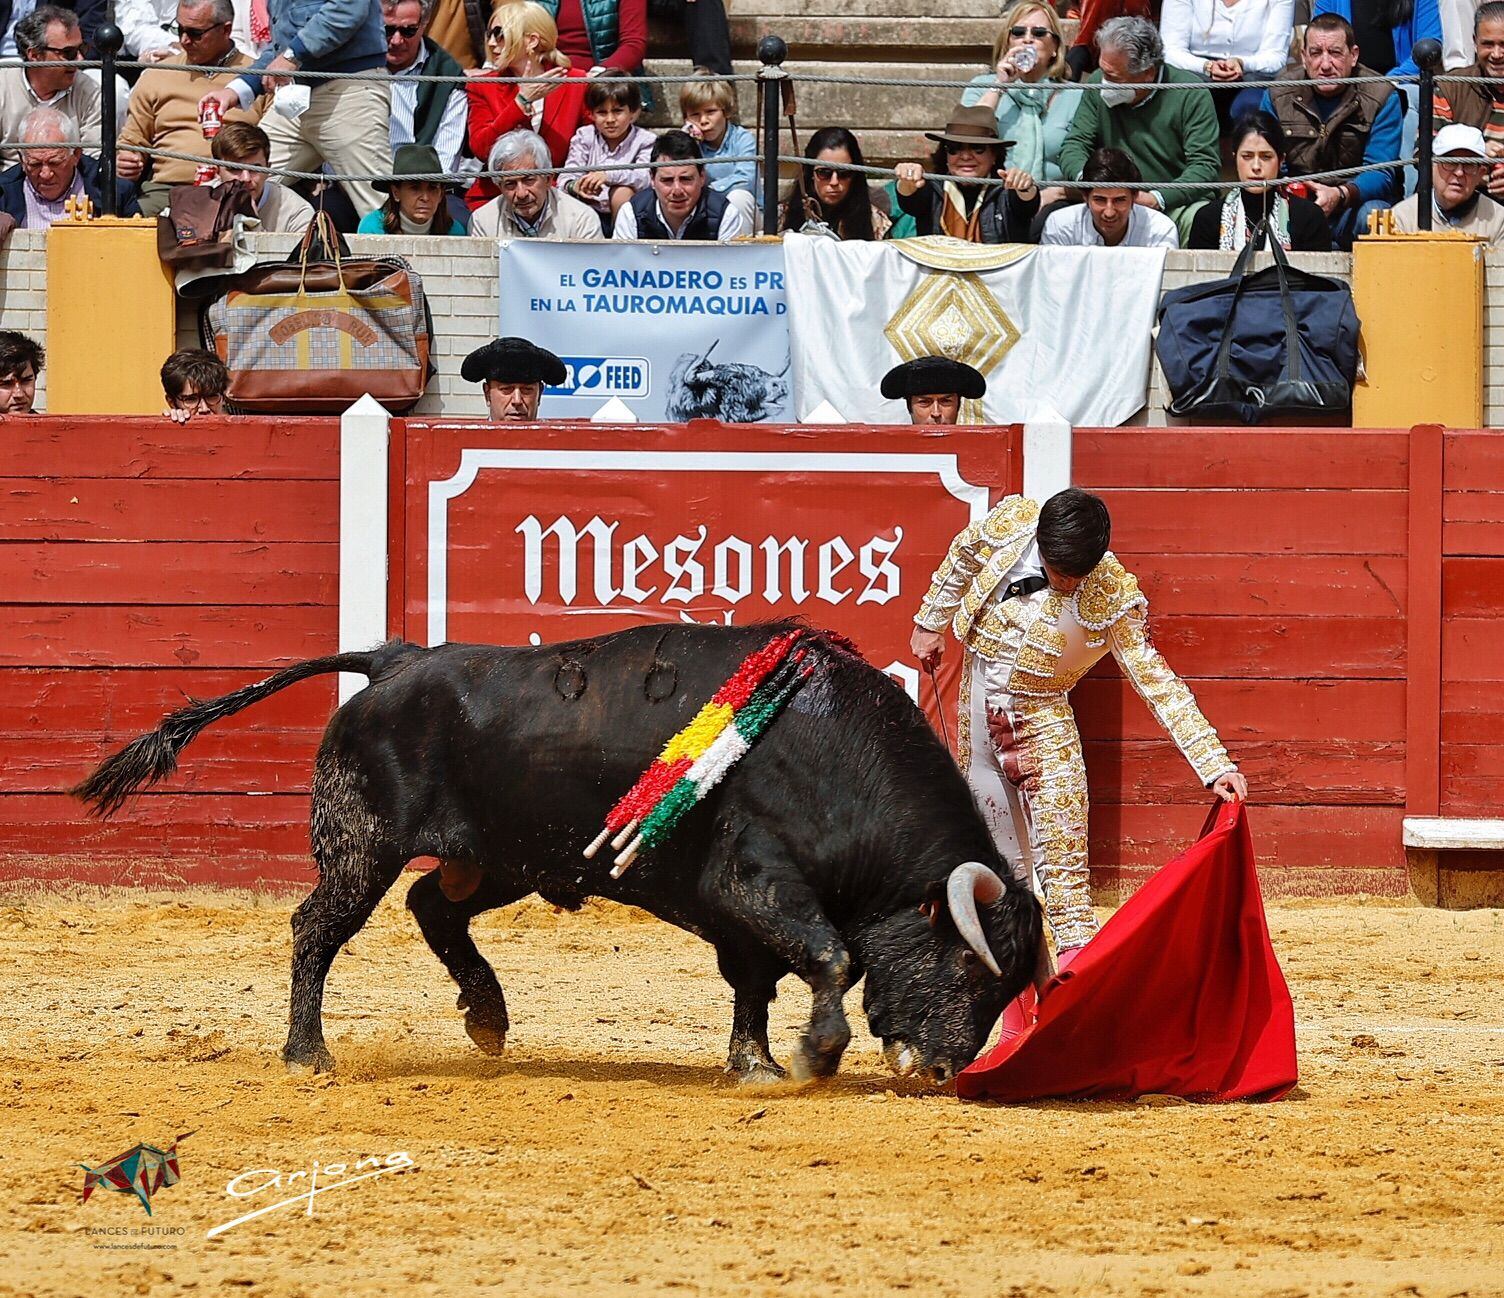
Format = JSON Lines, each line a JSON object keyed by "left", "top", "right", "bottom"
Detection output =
{"left": 73, "top": 648, "right": 393, "bottom": 818}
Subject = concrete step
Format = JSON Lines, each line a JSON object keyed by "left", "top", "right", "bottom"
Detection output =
{"left": 728, "top": 15, "right": 997, "bottom": 61}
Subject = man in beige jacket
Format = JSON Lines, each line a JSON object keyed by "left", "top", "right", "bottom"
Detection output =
{"left": 1387, "top": 123, "right": 1504, "bottom": 244}
{"left": 469, "top": 128, "right": 603, "bottom": 241}
{"left": 912, "top": 488, "right": 1246, "bottom": 976}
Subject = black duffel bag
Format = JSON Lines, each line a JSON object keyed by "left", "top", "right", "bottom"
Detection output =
{"left": 1155, "top": 219, "right": 1359, "bottom": 424}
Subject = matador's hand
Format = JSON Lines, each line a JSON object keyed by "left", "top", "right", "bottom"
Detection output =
{"left": 1212, "top": 771, "right": 1248, "bottom": 802}
{"left": 911, "top": 626, "right": 945, "bottom": 670}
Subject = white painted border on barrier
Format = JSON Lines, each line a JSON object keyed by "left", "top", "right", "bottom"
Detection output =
{"left": 1023, "top": 416, "right": 1073, "bottom": 502}
{"left": 338, "top": 395, "right": 392, "bottom": 703}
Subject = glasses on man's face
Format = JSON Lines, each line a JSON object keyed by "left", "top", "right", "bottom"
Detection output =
{"left": 385, "top": 22, "right": 420, "bottom": 38}
{"left": 1009, "top": 25, "right": 1052, "bottom": 38}
{"left": 1437, "top": 158, "right": 1486, "bottom": 174}
{"left": 173, "top": 21, "right": 227, "bottom": 39}
{"left": 41, "top": 43, "right": 83, "bottom": 59}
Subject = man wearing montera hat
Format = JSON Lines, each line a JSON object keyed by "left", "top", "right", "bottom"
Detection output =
{"left": 892, "top": 104, "right": 1039, "bottom": 242}
{"left": 461, "top": 337, "right": 567, "bottom": 422}
{"left": 912, "top": 487, "right": 1246, "bottom": 1030}
{"left": 881, "top": 356, "right": 987, "bottom": 424}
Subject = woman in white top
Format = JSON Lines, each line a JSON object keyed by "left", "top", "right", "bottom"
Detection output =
{"left": 1160, "top": 0, "right": 1296, "bottom": 123}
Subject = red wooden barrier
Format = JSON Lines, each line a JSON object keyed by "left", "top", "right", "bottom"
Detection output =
{"left": 3, "top": 417, "right": 1498, "bottom": 898}
{"left": 0, "top": 417, "right": 340, "bottom": 888}
{"left": 1072, "top": 428, "right": 1414, "bottom": 897}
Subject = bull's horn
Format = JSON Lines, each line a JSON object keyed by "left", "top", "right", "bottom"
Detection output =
{"left": 945, "top": 861, "right": 1005, "bottom": 978}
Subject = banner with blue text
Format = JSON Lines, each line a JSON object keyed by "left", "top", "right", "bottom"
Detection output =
{"left": 497, "top": 240, "right": 792, "bottom": 422}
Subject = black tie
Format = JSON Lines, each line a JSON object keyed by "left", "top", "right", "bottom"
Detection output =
{"left": 1004, "top": 574, "right": 1049, "bottom": 601}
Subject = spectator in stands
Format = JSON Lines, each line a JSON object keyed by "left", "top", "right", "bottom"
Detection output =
{"left": 658, "top": 0, "right": 731, "bottom": 76}
{"left": 211, "top": 119, "right": 315, "bottom": 231}
{"left": 384, "top": 0, "right": 467, "bottom": 175}
{"left": 778, "top": 126, "right": 891, "bottom": 239}
{"left": 118, "top": 0, "right": 264, "bottom": 218}
{"left": 0, "top": 106, "right": 137, "bottom": 226}
{"left": 0, "top": 330, "right": 42, "bottom": 413}
{"left": 1066, "top": 0, "right": 1154, "bottom": 78}
{"left": 1161, "top": 0, "right": 1295, "bottom": 126}
{"left": 1059, "top": 17, "right": 1221, "bottom": 241}
{"left": 1313, "top": 0, "right": 1442, "bottom": 79}
{"left": 1262, "top": 13, "right": 1403, "bottom": 249}
{"left": 562, "top": 77, "right": 654, "bottom": 228}
{"left": 681, "top": 75, "right": 757, "bottom": 228}
{"left": 893, "top": 105, "right": 1040, "bottom": 242}
{"left": 1040, "top": 146, "right": 1179, "bottom": 245}
{"left": 0, "top": 7, "right": 102, "bottom": 168}
{"left": 197, "top": 0, "right": 391, "bottom": 221}
{"left": 962, "top": 2, "right": 1083, "bottom": 206}
{"left": 1388, "top": 122, "right": 1504, "bottom": 238}
{"left": 880, "top": 356, "right": 986, "bottom": 425}
{"left": 466, "top": 1, "right": 589, "bottom": 210}
{"left": 160, "top": 349, "right": 231, "bottom": 422}
{"left": 118, "top": 0, "right": 260, "bottom": 60}
{"left": 471, "top": 127, "right": 602, "bottom": 236}
{"left": 359, "top": 142, "right": 465, "bottom": 232}
{"left": 1434, "top": 2, "right": 1504, "bottom": 201}
{"left": 461, "top": 335, "right": 566, "bottom": 421}
{"left": 1188, "top": 111, "right": 1335, "bottom": 248}
{"left": 612, "top": 129, "right": 749, "bottom": 239}
{"left": 549, "top": 0, "right": 646, "bottom": 76}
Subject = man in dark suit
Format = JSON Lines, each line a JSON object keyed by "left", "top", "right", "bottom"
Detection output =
{"left": 0, "top": 104, "right": 137, "bottom": 228}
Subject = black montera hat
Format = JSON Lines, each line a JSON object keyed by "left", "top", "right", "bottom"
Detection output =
{"left": 880, "top": 355, "right": 987, "bottom": 400}
{"left": 461, "top": 337, "right": 567, "bottom": 386}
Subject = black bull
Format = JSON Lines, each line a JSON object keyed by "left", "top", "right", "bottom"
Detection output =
{"left": 76, "top": 624, "right": 1043, "bottom": 1085}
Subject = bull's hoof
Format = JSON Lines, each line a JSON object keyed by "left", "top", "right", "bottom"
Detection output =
{"left": 283, "top": 1043, "right": 336, "bottom": 1075}
{"left": 464, "top": 1010, "right": 508, "bottom": 1056}
{"left": 728, "top": 1058, "right": 787, "bottom": 1086}
{"left": 790, "top": 1039, "right": 842, "bottom": 1083}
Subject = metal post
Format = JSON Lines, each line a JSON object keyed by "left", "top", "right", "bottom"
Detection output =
{"left": 95, "top": 18, "right": 124, "bottom": 216}
{"left": 756, "top": 35, "right": 788, "bottom": 236}
{"left": 1413, "top": 38, "right": 1442, "bottom": 233}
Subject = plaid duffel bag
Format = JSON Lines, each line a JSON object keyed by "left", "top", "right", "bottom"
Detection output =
{"left": 204, "top": 211, "right": 433, "bottom": 413}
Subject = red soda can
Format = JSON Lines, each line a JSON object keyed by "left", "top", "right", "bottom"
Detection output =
{"left": 1285, "top": 180, "right": 1312, "bottom": 200}
{"left": 199, "top": 98, "right": 223, "bottom": 139}
{"left": 194, "top": 162, "right": 219, "bottom": 185}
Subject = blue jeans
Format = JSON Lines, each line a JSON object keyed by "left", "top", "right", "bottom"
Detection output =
{"left": 1331, "top": 198, "right": 1392, "bottom": 248}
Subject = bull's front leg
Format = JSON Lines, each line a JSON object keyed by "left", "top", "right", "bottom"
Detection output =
{"left": 705, "top": 825, "right": 854, "bottom": 1081}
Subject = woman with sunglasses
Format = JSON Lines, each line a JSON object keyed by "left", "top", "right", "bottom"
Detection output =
{"left": 778, "top": 127, "right": 891, "bottom": 240}
{"left": 961, "top": 1, "right": 1082, "bottom": 209}
{"left": 893, "top": 105, "right": 1040, "bottom": 243}
{"left": 465, "top": 0, "right": 589, "bottom": 211}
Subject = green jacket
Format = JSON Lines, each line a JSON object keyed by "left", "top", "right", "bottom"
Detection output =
{"left": 536, "top": 0, "right": 618, "bottom": 63}
{"left": 1057, "top": 66, "right": 1221, "bottom": 216}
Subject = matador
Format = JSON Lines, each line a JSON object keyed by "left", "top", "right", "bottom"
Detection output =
{"left": 911, "top": 488, "right": 1248, "bottom": 970}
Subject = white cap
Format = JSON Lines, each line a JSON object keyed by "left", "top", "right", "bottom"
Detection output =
{"left": 1433, "top": 123, "right": 1490, "bottom": 162}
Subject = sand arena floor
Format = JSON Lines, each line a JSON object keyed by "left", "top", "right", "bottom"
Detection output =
{"left": 0, "top": 886, "right": 1500, "bottom": 1298}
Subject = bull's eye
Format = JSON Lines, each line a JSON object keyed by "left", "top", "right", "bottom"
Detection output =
{"left": 961, "top": 950, "right": 979, "bottom": 969}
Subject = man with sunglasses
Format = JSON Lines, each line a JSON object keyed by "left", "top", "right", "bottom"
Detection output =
{"left": 1387, "top": 123, "right": 1504, "bottom": 242}
{"left": 118, "top": 0, "right": 265, "bottom": 217}
{"left": 117, "top": 0, "right": 258, "bottom": 62}
{"left": 0, "top": 6, "right": 101, "bottom": 168}
{"left": 384, "top": 0, "right": 466, "bottom": 177}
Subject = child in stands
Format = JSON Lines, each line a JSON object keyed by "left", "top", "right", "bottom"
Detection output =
{"left": 563, "top": 79, "right": 657, "bottom": 232}
{"left": 680, "top": 75, "right": 758, "bottom": 228}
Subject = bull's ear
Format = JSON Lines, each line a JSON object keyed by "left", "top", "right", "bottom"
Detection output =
{"left": 918, "top": 899, "right": 940, "bottom": 927}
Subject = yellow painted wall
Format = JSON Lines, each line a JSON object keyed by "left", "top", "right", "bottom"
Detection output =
{"left": 46, "top": 217, "right": 176, "bottom": 415}
{"left": 1352, "top": 233, "right": 1484, "bottom": 428}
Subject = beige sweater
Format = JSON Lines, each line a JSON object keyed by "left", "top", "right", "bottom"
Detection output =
{"left": 1387, "top": 192, "right": 1504, "bottom": 245}
{"left": 0, "top": 69, "right": 101, "bottom": 167}
{"left": 120, "top": 52, "right": 264, "bottom": 186}
{"left": 469, "top": 188, "right": 604, "bottom": 240}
